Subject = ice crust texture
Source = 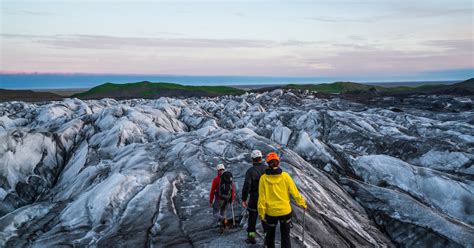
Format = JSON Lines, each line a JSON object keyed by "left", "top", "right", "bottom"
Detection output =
{"left": 0, "top": 92, "right": 473, "bottom": 247}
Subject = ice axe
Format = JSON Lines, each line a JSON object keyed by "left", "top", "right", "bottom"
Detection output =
{"left": 231, "top": 201, "right": 236, "bottom": 226}
{"left": 239, "top": 206, "right": 249, "bottom": 227}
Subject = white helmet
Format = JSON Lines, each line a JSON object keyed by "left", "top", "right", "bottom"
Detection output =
{"left": 251, "top": 150, "right": 262, "bottom": 159}
{"left": 216, "top": 164, "right": 225, "bottom": 171}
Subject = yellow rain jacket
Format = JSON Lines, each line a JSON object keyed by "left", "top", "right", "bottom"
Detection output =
{"left": 258, "top": 168, "right": 307, "bottom": 219}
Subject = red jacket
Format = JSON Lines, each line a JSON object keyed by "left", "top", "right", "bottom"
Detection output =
{"left": 209, "top": 173, "right": 235, "bottom": 204}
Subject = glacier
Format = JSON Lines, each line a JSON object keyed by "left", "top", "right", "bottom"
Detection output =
{"left": 0, "top": 92, "right": 473, "bottom": 247}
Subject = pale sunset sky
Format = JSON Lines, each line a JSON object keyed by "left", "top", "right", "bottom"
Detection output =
{"left": 0, "top": 0, "right": 473, "bottom": 79}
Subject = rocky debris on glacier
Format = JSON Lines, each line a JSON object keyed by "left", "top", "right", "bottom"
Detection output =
{"left": 0, "top": 91, "right": 473, "bottom": 247}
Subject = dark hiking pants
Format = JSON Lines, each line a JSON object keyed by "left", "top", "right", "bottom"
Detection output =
{"left": 265, "top": 212, "right": 292, "bottom": 248}
{"left": 247, "top": 196, "right": 265, "bottom": 234}
{"left": 213, "top": 195, "right": 229, "bottom": 223}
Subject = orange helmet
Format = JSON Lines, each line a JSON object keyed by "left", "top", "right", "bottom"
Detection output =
{"left": 266, "top": 152, "right": 280, "bottom": 163}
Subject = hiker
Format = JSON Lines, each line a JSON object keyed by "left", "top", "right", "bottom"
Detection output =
{"left": 209, "top": 163, "right": 235, "bottom": 230}
{"left": 241, "top": 150, "right": 267, "bottom": 244}
{"left": 258, "top": 152, "right": 307, "bottom": 248}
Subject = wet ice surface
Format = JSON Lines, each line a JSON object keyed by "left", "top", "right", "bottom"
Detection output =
{"left": 0, "top": 92, "right": 473, "bottom": 247}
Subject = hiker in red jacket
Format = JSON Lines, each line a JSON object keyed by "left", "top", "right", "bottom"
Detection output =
{"left": 210, "top": 163, "right": 235, "bottom": 230}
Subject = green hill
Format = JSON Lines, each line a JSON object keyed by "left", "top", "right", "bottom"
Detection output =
{"left": 284, "top": 81, "right": 461, "bottom": 94}
{"left": 73, "top": 81, "right": 245, "bottom": 99}
{"left": 72, "top": 79, "right": 473, "bottom": 100}
{"left": 0, "top": 89, "right": 63, "bottom": 102}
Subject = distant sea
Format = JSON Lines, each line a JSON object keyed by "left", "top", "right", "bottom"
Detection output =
{"left": 0, "top": 73, "right": 461, "bottom": 89}
{"left": 0, "top": 74, "right": 337, "bottom": 89}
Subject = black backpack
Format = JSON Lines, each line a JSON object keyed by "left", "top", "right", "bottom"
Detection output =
{"left": 219, "top": 171, "right": 233, "bottom": 201}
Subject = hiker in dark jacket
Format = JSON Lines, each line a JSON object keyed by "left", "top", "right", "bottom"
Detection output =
{"left": 241, "top": 150, "right": 267, "bottom": 244}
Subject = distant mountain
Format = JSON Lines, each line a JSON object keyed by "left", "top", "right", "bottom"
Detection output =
{"left": 259, "top": 79, "right": 473, "bottom": 96}
{"left": 2, "top": 79, "right": 472, "bottom": 102}
{"left": 428, "top": 78, "right": 474, "bottom": 95}
{"left": 0, "top": 89, "right": 63, "bottom": 102}
{"left": 453, "top": 77, "right": 474, "bottom": 88}
{"left": 73, "top": 81, "right": 245, "bottom": 99}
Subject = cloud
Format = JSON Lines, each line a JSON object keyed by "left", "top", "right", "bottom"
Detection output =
{"left": 280, "top": 40, "right": 317, "bottom": 47}
{"left": 423, "top": 39, "right": 474, "bottom": 52}
{"left": 21, "top": 10, "right": 56, "bottom": 16}
{"left": 1, "top": 34, "right": 472, "bottom": 77}
{"left": 2, "top": 9, "right": 57, "bottom": 16}
{"left": 311, "top": 49, "right": 471, "bottom": 75}
{"left": 306, "top": 16, "right": 373, "bottom": 23}
{"left": 0, "top": 33, "right": 317, "bottom": 49}
{"left": 233, "top": 12, "right": 246, "bottom": 17}
{"left": 306, "top": 2, "right": 472, "bottom": 24}
{"left": 304, "top": 63, "right": 333, "bottom": 70}
{"left": 348, "top": 35, "right": 366, "bottom": 41}
{"left": 0, "top": 33, "right": 44, "bottom": 39}
{"left": 393, "top": 5, "right": 473, "bottom": 18}
{"left": 288, "top": 37, "right": 473, "bottom": 76}
{"left": 44, "top": 35, "right": 272, "bottom": 49}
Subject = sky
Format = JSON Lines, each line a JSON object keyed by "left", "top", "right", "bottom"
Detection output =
{"left": 0, "top": 0, "right": 473, "bottom": 81}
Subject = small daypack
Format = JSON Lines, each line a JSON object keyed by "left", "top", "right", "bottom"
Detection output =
{"left": 219, "top": 171, "right": 233, "bottom": 201}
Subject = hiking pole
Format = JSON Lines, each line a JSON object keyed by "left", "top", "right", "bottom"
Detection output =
{"left": 240, "top": 206, "right": 249, "bottom": 226}
{"left": 231, "top": 202, "right": 236, "bottom": 226}
{"left": 302, "top": 208, "right": 306, "bottom": 247}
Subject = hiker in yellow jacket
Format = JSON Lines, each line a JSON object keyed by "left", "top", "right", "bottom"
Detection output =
{"left": 258, "top": 152, "right": 307, "bottom": 248}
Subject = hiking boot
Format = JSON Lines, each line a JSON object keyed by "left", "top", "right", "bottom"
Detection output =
{"left": 245, "top": 232, "right": 257, "bottom": 244}
{"left": 219, "top": 218, "right": 228, "bottom": 232}
{"left": 245, "top": 236, "right": 256, "bottom": 244}
{"left": 222, "top": 218, "right": 228, "bottom": 227}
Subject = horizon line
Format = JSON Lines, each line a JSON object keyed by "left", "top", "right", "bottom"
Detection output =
{"left": 1, "top": 69, "right": 473, "bottom": 79}
{"left": 0, "top": 79, "right": 467, "bottom": 91}
{"left": 0, "top": 72, "right": 471, "bottom": 82}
